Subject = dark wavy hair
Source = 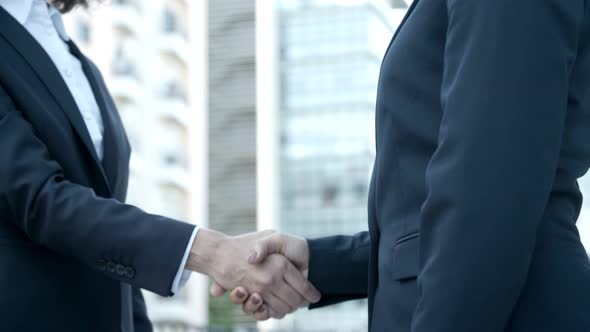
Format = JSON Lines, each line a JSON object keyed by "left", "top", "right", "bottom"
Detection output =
{"left": 52, "top": 0, "right": 91, "bottom": 13}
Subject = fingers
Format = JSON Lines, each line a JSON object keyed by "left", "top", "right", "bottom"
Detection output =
{"left": 255, "top": 259, "right": 308, "bottom": 316}
{"left": 242, "top": 293, "right": 264, "bottom": 314}
{"left": 261, "top": 292, "right": 291, "bottom": 317}
{"left": 249, "top": 235, "right": 283, "bottom": 264}
{"left": 210, "top": 282, "right": 226, "bottom": 297}
{"left": 271, "top": 276, "right": 304, "bottom": 310}
{"left": 253, "top": 304, "right": 271, "bottom": 321}
{"left": 229, "top": 287, "right": 249, "bottom": 304}
{"left": 283, "top": 262, "right": 322, "bottom": 303}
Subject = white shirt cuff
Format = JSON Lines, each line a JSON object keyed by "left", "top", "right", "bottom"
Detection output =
{"left": 171, "top": 226, "right": 199, "bottom": 295}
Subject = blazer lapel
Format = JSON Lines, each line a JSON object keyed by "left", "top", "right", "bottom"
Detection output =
{"left": 0, "top": 7, "right": 112, "bottom": 191}
{"left": 68, "top": 41, "right": 121, "bottom": 191}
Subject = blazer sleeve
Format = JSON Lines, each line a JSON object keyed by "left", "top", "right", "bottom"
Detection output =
{"left": 307, "top": 231, "right": 370, "bottom": 308}
{"left": 411, "top": 1, "right": 585, "bottom": 331}
{"left": 0, "top": 85, "right": 195, "bottom": 296}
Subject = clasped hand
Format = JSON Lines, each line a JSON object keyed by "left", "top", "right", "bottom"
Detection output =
{"left": 187, "top": 230, "right": 320, "bottom": 320}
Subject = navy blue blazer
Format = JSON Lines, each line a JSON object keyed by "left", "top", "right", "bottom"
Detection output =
{"left": 308, "top": 1, "right": 590, "bottom": 331}
{"left": 0, "top": 7, "right": 194, "bottom": 332}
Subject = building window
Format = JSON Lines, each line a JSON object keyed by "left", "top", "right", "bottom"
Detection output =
{"left": 161, "top": 118, "right": 189, "bottom": 170}
{"left": 163, "top": 8, "right": 178, "bottom": 34}
{"left": 162, "top": 7, "right": 188, "bottom": 40}
{"left": 112, "top": 45, "right": 139, "bottom": 80}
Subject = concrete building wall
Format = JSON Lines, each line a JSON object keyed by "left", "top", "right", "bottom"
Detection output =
{"left": 64, "top": 0, "right": 209, "bottom": 329}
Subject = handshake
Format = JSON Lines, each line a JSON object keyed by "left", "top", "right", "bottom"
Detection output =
{"left": 186, "top": 229, "right": 321, "bottom": 320}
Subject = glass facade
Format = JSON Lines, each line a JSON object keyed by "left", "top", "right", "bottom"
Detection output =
{"left": 277, "top": 1, "right": 404, "bottom": 330}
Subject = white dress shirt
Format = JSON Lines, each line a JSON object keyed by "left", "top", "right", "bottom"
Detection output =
{"left": 0, "top": 0, "right": 197, "bottom": 294}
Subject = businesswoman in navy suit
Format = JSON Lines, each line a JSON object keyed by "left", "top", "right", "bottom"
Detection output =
{"left": 0, "top": 0, "right": 196, "bottom": 330}
{"left": 0, "top": 0, "right": 321, "bottom": 331}
{"left": 229, "top": 0, "right": 590, "bottom": 331}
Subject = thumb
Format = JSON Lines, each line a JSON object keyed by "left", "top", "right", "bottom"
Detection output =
{"left": 249, "top": 235, "right": 283, "bottom": 264}
{"left": 210, "top": 281, "right": 226, "bottom": 297}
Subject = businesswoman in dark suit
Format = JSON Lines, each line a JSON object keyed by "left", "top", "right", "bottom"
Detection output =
{"left": 0, "top": 0, "right": 320, "bottom": 331}
{"left": 229, "top": 1, "right": 590, "bottom": 331}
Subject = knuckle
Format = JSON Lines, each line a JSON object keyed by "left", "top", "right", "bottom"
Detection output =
{"left": 261, "top": 230, "right": 276, "bottom": 237}
{"left": 280, "top": 259, "right": 289, "bottom": 271}
{"left": 259, "top": 276, "right": 273, "bottom": 288}
{"left": 271, "top": 258, "right": 288, "bottom": 274}
{"left": 271, "top": 274, "right": 281, "bottom": 285}
{"left": 256, "top": 241, "right": 266, "bottom": 252}
{"left": 270, "top": 233, "right": 280, "bottom": 242}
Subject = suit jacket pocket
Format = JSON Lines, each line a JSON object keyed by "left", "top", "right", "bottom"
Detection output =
{"left": 391, "top": 232, "right": 419, "bottom": 281}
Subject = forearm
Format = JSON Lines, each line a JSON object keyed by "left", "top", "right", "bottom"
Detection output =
{"left": 185, "top": 228, "right": 227, "bottom": 276}
{"left": 15, "top": 177, "right": 195, "bottom": 295}
{"left": 307, "top": 232, "right": 370, "bottom": 308}
{"left": 0, "top": 101, "right": 195, "bottom": 296}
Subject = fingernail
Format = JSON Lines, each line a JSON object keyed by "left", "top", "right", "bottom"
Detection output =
{"left": 248, "top": 251, "right": 257, "bottom": 263}
{"left": 312, "top": 292, "right": 321, "bottom": 303}
{"left": 315, "top": 293, "right": 322, "bottom": 302}
{"left": 251, "top": 295, "right": 261, "bottom": 305}
{"left": 236, "top": 289, "right": 245, "bottom": 298}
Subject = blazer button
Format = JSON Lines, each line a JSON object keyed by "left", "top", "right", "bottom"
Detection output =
{"left": 97, "top": 259, "right": 106, "bottom": 271}
{"left": 125, "top": 267, "right": 136, "bottom": 279}
{"left": 106, "top": 261, "right": 116, "bottom": 273}
{"left": 116, "top": 264, "right": 126, "bottom": 276}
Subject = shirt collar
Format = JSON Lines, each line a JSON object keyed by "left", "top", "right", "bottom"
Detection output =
{"left": 0, "top": 0, "right": 34, "bottom": 24}
{"left": 48, "top": 3, "right": 70, "bottom": 41}
{"left": 0, "top": 0, "right": 70, "bottom": 41}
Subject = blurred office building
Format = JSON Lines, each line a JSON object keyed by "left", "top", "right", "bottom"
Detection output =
{"left": 207, "top": 0, "right": 261, "bottom": 328}
{"left": 64, "top": 0, "right": 209, "bottom": 330}
{"left": 207, "top": 0, "right": 258, "bottom": 237}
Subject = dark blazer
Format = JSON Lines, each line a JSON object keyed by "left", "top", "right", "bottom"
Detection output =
{"left": 308, "top": 1, "right": 590, "bottom": 331}
{"left": 0, "top": 7, "right": 195, "bottom": 332}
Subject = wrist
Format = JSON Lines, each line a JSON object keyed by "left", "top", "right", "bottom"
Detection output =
{"left": 186, "top": 228, "right": 228, "bottom": 276}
